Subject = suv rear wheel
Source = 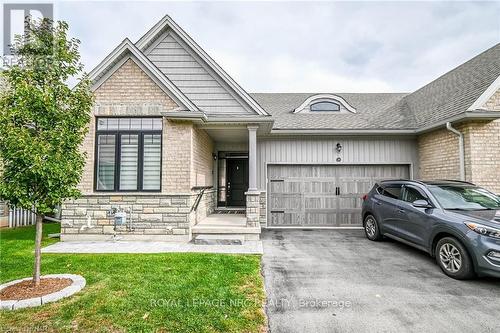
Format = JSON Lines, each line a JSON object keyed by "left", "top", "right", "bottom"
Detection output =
{"left": 436, "top": 237, "right": 475, "bottom": 280}
{"left": 363, "top": 215, "right": 382, "bottom": 241}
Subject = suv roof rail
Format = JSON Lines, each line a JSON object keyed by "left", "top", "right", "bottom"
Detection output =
{"left": 434, "top": 179, "right": 476, "bottom": 185}
{"left": 379, "top": 179, "right": 426, "bottom": 185}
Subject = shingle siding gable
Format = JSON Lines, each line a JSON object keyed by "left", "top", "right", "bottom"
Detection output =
{"left": 145, "top": 31, "right": 255, "bottom": 115}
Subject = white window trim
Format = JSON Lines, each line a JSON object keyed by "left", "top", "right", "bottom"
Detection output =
{"left": 293, "top": 94, "right": 357, "bottom": 114}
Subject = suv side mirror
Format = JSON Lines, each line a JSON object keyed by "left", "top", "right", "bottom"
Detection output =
{"left": 413, "top": 199, "right": 432, "bottom": 208}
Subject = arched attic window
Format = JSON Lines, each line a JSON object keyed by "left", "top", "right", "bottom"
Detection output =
{"left": 293, "top": 94, "right": 357, "bottom": 114}
{"left": 310, "top": 101, "right": 341, "bottom": 112}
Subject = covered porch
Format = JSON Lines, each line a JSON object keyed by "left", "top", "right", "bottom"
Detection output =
{"left": 193, "top": 123, "right": 263, "bottom": 241}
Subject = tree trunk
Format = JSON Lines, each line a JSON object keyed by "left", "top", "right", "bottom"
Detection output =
{"left": 33, "top": 214, "right": 43, "bottom": 286}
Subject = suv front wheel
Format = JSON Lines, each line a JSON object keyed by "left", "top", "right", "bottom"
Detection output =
{"left": 363, "top": 215, "right": 382, "bottom": 241}
{"left": 436, "top": 237, "right": 475, "bottom": 280}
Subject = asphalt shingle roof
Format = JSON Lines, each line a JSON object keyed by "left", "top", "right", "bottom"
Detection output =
{"left": 250, "top": 43, "right": 500, "bottom": 131}
{"left": 404, "top": 43, "right": 500, "bottom": 128}
{"left": 250, "top": 93, "right": 411, "bottom": 130}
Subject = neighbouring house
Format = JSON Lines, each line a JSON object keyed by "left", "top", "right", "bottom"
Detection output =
{"left": 61, "top": 16, "right": 500, "bottom": 241}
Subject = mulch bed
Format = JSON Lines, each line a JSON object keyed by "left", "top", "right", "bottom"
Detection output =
{"left": 0, "top": 278, "right": 72, "bottom": 300}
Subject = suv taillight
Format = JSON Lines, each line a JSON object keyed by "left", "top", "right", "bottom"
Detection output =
{"left": 362, "top": 194, "right": 368, "bottom": 201}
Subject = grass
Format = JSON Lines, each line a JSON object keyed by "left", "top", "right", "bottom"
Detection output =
{"left": 0, "top": 224, "right": 266, "bottom": 332}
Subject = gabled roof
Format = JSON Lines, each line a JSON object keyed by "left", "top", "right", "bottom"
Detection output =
{"left": 135, "top": 15, "right": 269, "bottom": 116}
{"left": 88, "top": 38, "right": 199, "bottom": 112}
{"left": 402, "top": 43, "right": 500, "bottom": 128}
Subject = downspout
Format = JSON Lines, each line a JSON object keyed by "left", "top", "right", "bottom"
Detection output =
{"left": 446, "top": 122, "right": 465, "bottom": 181}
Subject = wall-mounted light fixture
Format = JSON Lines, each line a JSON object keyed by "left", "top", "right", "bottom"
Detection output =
{"left": 212, "top": 153, "right": 217, "bottom": 161}
{"left": 336, "top": 142, "right": 343, "bottom": 153}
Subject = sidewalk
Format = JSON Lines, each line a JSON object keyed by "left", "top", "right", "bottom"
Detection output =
{"left": 42, "top": 240, "right": 263, "bottom": 255}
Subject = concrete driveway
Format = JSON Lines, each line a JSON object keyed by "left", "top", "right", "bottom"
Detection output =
{"left": 261, "top": 230, "right": 500, "bottom": 333}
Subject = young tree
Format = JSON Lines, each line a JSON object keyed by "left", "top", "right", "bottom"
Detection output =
{"left": 0, "top": 18, "right": 93, "bottom": 286}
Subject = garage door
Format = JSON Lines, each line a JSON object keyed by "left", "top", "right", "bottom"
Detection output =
{"left": 267, "top": 164, "right": 410, "bottom": 228}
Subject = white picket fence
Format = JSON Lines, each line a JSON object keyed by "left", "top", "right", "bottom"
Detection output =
{"left": 8, "top": 207, "right": 37, "bottom": 228}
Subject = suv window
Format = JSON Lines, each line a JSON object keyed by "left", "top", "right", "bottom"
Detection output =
{"left": 402, "top": 186, "right": 427, "bottom": 203}
{"left": 380, "top": 185, "right": 402, "bottom": 199}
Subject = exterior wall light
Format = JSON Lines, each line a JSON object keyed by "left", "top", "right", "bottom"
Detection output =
{"left": 336, "top": 143, "right": 343, "bottom": 153}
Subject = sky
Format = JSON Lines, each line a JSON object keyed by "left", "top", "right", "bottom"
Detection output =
{"left": 10, "top": 1, "right": 500, "bottom": 93}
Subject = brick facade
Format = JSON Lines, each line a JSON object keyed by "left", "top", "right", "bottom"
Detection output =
{"left": 192, "top": 126, "right": 214, "bottom": 188}
{"left": 61, "top": 58, "right": 216, "bottom": 241}
{"left": 461, "top": 120, "right": 500, "bottom": 193}
{"left": 417, "top": 128, "right": 460, "bottom": 181}
{"left": 418, "top": 118, "right": 500, "bottom": 193}
{"left": 483, "top": 89, "right": 500, "bottom": 111}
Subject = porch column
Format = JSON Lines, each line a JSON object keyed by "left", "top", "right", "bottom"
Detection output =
{"left": 246, "top": 125, "right": 260, "bottom": 228}
{"left": 247, "top": 125, "right": 258, "bottom": 191}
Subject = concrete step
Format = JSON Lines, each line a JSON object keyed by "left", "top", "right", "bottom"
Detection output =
{"left": 213, "top": 209, "right": 245, "bottom": 215}
{"left": 192, "top": 225, "right": 260, "bottom": 234}
{"left": 193, "top": 234, "right": 245, "bottom": 245}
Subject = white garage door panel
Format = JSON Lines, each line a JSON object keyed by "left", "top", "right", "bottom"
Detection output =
{"left": 267, "top": 164, "right": 410, "bottom": 228}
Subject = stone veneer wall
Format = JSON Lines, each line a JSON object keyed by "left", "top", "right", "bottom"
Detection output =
{"left": 193, "top": 190, "right": 216, "bottom": 227}
{"left": 259, "top": 192, "right": 267, "bottom": 227}
{"left": 61, "top": 194, "right": 194, "bottom": 241}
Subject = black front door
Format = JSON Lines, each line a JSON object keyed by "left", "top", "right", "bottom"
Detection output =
{"left": 226, "top": 158, "right": 248, "bottom": 207}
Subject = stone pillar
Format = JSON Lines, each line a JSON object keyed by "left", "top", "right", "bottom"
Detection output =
{"left": 245, "top": 191, "right": 260, "bottom": 228}
{"left": 246, "top": 125, "right": 260, "bottom": 227}
{"left": 247, "top": 125, "right": 258, "bottom": 191}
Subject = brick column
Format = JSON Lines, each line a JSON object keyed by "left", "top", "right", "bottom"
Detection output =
{"left": 245, "top": 191, "right": 260, "bottom": 228}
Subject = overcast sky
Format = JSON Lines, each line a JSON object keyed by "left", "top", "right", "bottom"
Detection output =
{"left": 49, "top": 1, "right": 500, "bottom": 93}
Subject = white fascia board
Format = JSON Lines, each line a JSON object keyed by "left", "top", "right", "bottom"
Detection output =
{"left": 88, "top": 38, "right": 199, "bottom": 112}
{"left": 162, "top": 111, "right": 208, "bottom": 121}
{"left": 415, "top": 111, "right": 500, "bottom": 134}
{"left": 293, "top": 94, "right": 357, "bottom": 113}
{"left": 135, "top": 15, "right": 270, "bottom": 116}
{"left": 467, "top": 75, "right": 500, "bottom": 111}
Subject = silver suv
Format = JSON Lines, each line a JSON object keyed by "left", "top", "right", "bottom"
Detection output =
{"left": 361, "top": 180, "right": 500, "bottom": 280}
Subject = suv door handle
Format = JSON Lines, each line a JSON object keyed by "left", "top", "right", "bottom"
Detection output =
{"left": 374, "top": 201, "right": 382, "bottom": 206}
{"left": 397, "top": 208, "right": 405, "bottom": 213}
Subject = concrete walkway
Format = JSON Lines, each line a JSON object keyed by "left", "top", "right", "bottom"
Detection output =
{"left": 42, "top": 240, "right": 263, "bottom": 255}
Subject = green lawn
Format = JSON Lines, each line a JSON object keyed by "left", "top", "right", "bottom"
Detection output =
{"left": 0, "top": 224, "right": 266, "bottom": 332}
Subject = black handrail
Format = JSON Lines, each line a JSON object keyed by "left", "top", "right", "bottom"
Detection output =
{"left": 190, "top": 186, "right": 213, "bottom": 212}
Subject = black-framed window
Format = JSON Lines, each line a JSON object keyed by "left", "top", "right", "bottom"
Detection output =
{"left": 310, "top": 101, "right": 341, "bottom": 112}
{"left": 95, "top": 118, "right": 162, "bottom": 192}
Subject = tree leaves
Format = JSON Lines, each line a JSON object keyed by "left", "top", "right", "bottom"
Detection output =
{"left": 0, "top": 18, "right": 93, "bottom": 215}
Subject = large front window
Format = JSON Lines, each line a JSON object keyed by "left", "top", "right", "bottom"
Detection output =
{"left": 95, "top": 118, "right": 162, "bottom": 192}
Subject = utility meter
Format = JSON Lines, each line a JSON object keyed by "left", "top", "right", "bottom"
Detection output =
{"left": 114, "top": 211, "right": 127, "bottom": 225}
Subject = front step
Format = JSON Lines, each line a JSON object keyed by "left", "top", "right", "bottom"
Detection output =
{"left": 191, "top": 226, "right": 261, "bottom": 241}
{"left": 213, "top": 208, "right": 246, "bottom": 214}
{"left": 193, "top": 234, "right": 245, "bottom": 245}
